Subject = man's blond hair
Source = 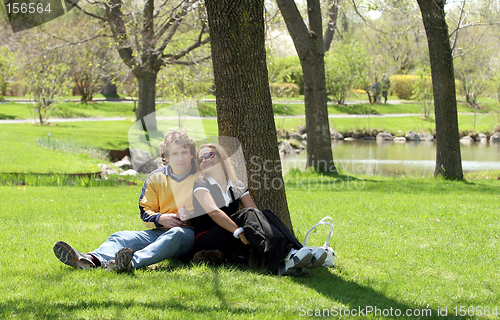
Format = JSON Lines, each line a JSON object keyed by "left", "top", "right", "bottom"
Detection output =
{"left": 159, "top": 130, "right": 196, "bottom": 165}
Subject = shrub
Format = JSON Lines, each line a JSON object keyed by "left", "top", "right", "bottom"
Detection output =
{"left": 268, "top": 56, "right": 304, "bottom": 94}
{"left": 269, "top": 83, "right": 300, "bottom": 98}
{"left": 324, "top": 42, "right": 371, "bottom": 105}
{"left": 7, "top": 80, "right": 28, "bottom": 97}
{"left": 390, "top": 75, "right": 419, "bottom": 99}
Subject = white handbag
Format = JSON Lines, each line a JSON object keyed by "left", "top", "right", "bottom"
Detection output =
{"left": 302, "top": 216, "right": 336, "bottom": 267}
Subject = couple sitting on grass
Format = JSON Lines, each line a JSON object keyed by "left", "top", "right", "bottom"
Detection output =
{"left": 54, "top": 130, "right": 327, "bottom": 276}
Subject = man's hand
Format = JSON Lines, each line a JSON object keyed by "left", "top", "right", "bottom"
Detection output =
{"left": 178, "top": 203, "right": 190, "bottom": 221}
{"left": 158, "top": 213, "right": 183, "bottom": 228}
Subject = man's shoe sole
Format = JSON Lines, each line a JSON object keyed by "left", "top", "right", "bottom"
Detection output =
{"left": 53, "top": 241, "right": 94, "bottom": 269}
{"left": 114, "top": 248, "right": 134, "bottom": 273}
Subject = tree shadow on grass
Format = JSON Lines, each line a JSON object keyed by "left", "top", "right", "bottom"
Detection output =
{"left": 286, "top": 169, "right": 500, "bottom": 196}
{"left": 291, "top": 267, "right": 457, "bottom": 319}
{"left": 330, "top": 104, "right": 380, "bottom": 115}
{"left": 285, "top": 171, "right": 382, "bottom": 191}
{"left": 0, "top": 113, "right": 16, "bottom": 119}
{"left": 0, "top": 264, "right": 267, "bottom": 319}
{"left": 273, "top": 103, "right": 300, "bottom": 116}
{"left": 0, "top": 296, "right": 259, "bottom": 319}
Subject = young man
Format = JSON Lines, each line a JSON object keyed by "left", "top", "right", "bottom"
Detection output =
{"left": 53, "top": 130, "right": 198, "bottom": 272}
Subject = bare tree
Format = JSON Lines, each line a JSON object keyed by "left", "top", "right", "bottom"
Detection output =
{"left": 73, "top": 0, "right": 210, "bottom": 131}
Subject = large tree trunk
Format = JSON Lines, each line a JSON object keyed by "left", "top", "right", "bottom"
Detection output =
{"left": 416, "top": 0, "right": 463, "bottom": 180}
{"left": 205, "top": 0, "right": 294, "bottom": 231}
{"left": 134, "top": 69, "right": 158, "bottom": 132}
{"left": 277, "top": 0, "right": 336, "bottom": 173}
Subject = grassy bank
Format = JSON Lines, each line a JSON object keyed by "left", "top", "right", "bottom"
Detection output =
{"left": 0, "top": 119, "right": 218, "bottom": 173}
{"left": 1, "top": 95, "right": 497, "bottom": 120}
{"left": 1, "top": 113, "right": 498, "bottom": 174}
{"left": 0, "top": 173, "right": 498, "bottom": 319}
{"left": 275, "top": 113, "right": 499, "bottom": 136}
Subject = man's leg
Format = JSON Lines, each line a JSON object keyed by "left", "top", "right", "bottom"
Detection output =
{"left": 131, "top": 226, "right": 195, "bottom": 269}
{"left": 89, "top": 229, "right": 165, "bottom": 267}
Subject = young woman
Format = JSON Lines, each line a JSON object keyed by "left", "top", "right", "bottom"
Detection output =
{"left": 190, "top": 143, "right": 327, "bottom": 276}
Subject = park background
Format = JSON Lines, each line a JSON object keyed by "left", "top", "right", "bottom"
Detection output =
{"left": 1, "top": 0, "right": 500, "bottom": 319}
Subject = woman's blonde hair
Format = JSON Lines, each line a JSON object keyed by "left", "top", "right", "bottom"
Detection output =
{"left": 197, "top": 143, "right": 240, "bottom": 189}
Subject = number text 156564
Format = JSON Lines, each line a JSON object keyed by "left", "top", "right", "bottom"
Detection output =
{"left": 5, "top": 3, "right": 52, "bottom": 14}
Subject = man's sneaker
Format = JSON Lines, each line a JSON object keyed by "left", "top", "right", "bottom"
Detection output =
{"left": 278, "top": 247, "right": 313, "bottom": 276}
{"left": 105, "top": 248, "right": 134, "bottom": 272}
{"left": 307, "top": 247, "right": 328, "bottom": 268}
{"left": 53, "top": 241, "right": 95, "bottom": 270}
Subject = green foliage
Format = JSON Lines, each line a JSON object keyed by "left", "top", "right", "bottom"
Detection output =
{"left": 411, "top": 66, "right": 434, "bottom": 118}
{"left": 20, "top": 31, "right": 73, "bottom": 124}
{"left": 0, "top": 173, "right": 138, "bottom": 187}
{"left": 6, "top": 80, "right": 28, "bottom": 97}
{"left": 324, "top": 42, "right": 372, "bottom": 104}
{"left": 454, "top": 47, "right": 492, "bottom": 105}
{"left": 70, "top": 34, "right": 120, "bottom": 103}
{"left": 491, "top": 74, "right": 500, "bottom": 104}
{"left": 268, "top": 55, "right": 304, "bottom": 94}
{"left": 269, "top": 83, "right": 300, "bottom": 98}
{"left": 390, "top": 74, "right": 418, "bottom": 99}
{"left": 0, "top": 46, "right": 15, "bottom": 99}
{"left": 157, "top": 64, "right": 213, "bottom": 101}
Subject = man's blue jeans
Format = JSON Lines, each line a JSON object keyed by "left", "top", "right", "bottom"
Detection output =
{"left": 89, "top": 226, "right": 195, "bottom": 269}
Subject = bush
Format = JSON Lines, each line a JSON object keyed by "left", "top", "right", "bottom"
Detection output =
{"left": 390, "top": 75, "right": 419, "bottom": 99}
{"left": 324, "top": 42, "right": 371, "bottom": 105}
{"left": 5, "top": 80, "right": 28, "bottom": 97}
{"left": 269, "top": 83, "right": 300, "bottom": 98}
{"left": 268, "top": 56, "right": 304, "bottom": 94}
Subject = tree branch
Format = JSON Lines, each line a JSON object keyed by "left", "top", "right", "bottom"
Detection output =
{"left": 105, "top": 0, "right": 139, "bottom": 70}
{"left": 160, "top": 23, "right": 210, "bottom": 64}
{"left": 168, "top": 55, "right": 211, "bottom": 65}
{"left": 65, "top": 0, "right": 108, "bottom": 22}
{"left": 156, "top": 0, "right": 195, "bottom": 51}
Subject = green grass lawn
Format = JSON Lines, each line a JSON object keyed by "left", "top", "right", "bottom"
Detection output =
{"left": 0, "top": 119, "right": 219, "bottom": 173}
{"left": 0, "top": 173, "right": 498, "bottom": 319}
{"left": 2, "top": 94, "right": 497, "bottom": 121}
{"left": 1, "top": 111, "right": 498, "bottom": 174}
{"left": 0, "top": 101, "right": 138, "bottom": 120}
{"left": 275, "top": 114, "right": 499, "bottom": 135}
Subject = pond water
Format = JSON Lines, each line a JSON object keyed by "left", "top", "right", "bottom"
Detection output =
{"left": 281, "top": 140, "right": 500, "bottom": 176}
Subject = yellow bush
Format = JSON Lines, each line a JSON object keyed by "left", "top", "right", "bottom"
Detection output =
{"left": 389, "top": 75, "right": 463, "bottom": 99}
{"left": 269, "top": 83, "right": 300, "bottom": 98}
{"left": 390, "top": 75, "right": 419, "bottom": 100}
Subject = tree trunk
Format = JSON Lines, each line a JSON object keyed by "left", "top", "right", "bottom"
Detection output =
{"left": 323, "top": 0, "right": 339, "bottom": 52}
{"left": 134, "top": 70, "right": 158, "bottom": 132}
{"left": 277, "top": 0, "right": 336, "bottom": 173}
{"left": 205, "top": 0, "right": 294, "bottom": 231}
{"left": 416, "top": 0, "right": 463, "bottom": 180}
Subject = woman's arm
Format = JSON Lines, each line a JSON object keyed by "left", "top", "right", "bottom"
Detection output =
{"left": 240, "top": 194, "right": 258, "bottom": 209}
{"left": 195, "top": 189, "right": 249, "bottom": 244}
